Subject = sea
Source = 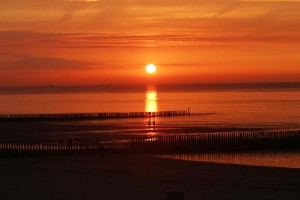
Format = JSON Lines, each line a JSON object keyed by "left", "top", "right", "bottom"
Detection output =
{"left": 1, "top": 82, "right": 300, "bottom": 168}
{"left": 1, "top": 83, "right": 300, "bottom": 129}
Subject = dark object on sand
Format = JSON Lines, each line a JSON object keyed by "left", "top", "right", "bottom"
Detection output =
{"left": 167, "top": 190, "right": 184, "bottom": 200}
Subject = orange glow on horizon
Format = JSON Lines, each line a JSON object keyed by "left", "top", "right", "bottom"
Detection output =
{"left": 0, "top": 1, "right": 300, "bottom": 86}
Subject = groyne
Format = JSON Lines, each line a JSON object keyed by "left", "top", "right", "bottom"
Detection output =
{"left": 0, "top": 109, "right": 190, "bottom": 121}
{"left": 0, "top": 138, "right": 108, "bottom": 157}
{"left": 131, "top": 130, "right": 300, "bottom": 153}
{"left": 1, "top": 130, "right": 299, "bottom": 156}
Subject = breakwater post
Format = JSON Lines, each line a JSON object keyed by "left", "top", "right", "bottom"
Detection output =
{"left": 131, "top": 130, "right": 300, "bottom": 153}
{"left": 1, "top": 130, "right": 299, "bottom": 155}
{"left": 0, "top": 138, "right": 102, "bottom": 152}
{"left": 0, "top": 109, "right": 190, "bottom": 121}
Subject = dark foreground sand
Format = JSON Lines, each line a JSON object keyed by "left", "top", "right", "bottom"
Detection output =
{"left": 1, "top": 155, "right": 300, "bottom": 200}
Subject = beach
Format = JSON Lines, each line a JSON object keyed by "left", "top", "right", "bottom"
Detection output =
{"left": 1, "top": 154, "right": 300, "bottom": 200}
{"left": 1, "top": 86, "right": 300, "bottom": 199}
{"left": 2, "top": 0, "right": 300, "bottom": 197}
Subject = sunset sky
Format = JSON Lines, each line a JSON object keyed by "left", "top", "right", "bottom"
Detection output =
{"left": 0, "top": 0, "right": 300, "bottom": 86}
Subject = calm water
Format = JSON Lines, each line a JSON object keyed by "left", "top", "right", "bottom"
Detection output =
{"left": 1, "top": 84, "right": 300, "bottom": 130}
{"left": 1, "top": 84, "right": 300, "bottom": 169}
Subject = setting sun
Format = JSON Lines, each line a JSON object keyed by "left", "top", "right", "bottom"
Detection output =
{"left": 146, "top": 64, "right": 157, "bottom": 74}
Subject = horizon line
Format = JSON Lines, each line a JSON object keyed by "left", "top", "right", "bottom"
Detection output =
{"left": 1, "top": 81, "right": 300, "bottom": 89}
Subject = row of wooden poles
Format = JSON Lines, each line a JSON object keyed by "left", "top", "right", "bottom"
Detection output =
{"left": 0, "top": 109, "right": 190, "bottom": 121}
{"left": 0, "top": 138, "right": 103, "bottom": 151}
{"left": 1, "top": 130, "right": 299, "bottom": 152}
{"left": 131, "top": 130, "right": 300, "bottom": 151}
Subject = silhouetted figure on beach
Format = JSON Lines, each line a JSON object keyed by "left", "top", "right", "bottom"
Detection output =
{"left": 100, "top": 144, "right": 104, "bottom": 160}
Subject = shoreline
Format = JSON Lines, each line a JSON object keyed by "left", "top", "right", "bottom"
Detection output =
{"left": 159, "top": 150, "right": 300, "bottom": 169}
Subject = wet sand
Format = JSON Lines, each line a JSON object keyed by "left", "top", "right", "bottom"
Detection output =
{"left": 1, "top": 120, "right": 300, "bottom": 199}
{"left": 1, "top": 154, "right": 299, "bottom": 200}
{"left": 0, "top": 120, "right": 270, "bottom": 139}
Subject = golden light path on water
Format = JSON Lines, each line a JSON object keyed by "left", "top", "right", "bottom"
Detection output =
{"left": 145, "top": 88, "right": 158, "bottom": 113}
{"left": 145, "top": 86, "right": 158, "bottom": 134}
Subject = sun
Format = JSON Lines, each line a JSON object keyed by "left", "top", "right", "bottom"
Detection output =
{"left": 146, "top": 64, "right": 157, "bottom": 74}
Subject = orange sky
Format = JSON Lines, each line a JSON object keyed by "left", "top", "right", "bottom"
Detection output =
{"left": 0, "top": 0, "right": 300, "bottom": 86}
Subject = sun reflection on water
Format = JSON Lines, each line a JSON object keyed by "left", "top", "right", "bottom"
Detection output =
{"left": 145, "top": 86, "right": 158, "bottom": 134}
{"left": 145, "top": 88, "right": 158, "bottom": 113}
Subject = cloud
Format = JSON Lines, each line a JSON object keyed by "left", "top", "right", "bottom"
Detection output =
{"left": 0, "top": 55, "right": 95, "bottom": 71}
{"left": 1, "top": 30, "right": 299, "bottom": 53}
{"left": 0, "top": 30, "right": 62, "bottom": 40}
{"left": 1, "top": 0, "right": 300, "bottom": 36}
{"left": 0, "top": 0, "right": 99, "bottom": 25}
{"left": 0, "top": 1, "right": 300, "bottom": 49}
